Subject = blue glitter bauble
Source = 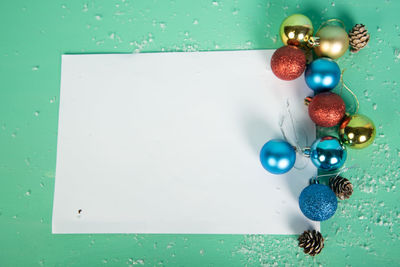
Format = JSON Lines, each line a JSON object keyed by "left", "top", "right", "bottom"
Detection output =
{"left": 299, "top": 184, "right": 337, "bottom": 221}
{"left": 260, "top": 139, "right": 296, "bottom": 175}
{"left": 310, "top": 136, "right": 347, "bottom": 171}
{"left": 304, "top": 58, "right": 341, "bottom": 92}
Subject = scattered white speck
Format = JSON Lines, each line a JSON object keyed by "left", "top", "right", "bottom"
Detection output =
{"left": 166, "top": 242, "right": 175, "bottom": 249}
{"left": 394, "top": 48, "right": 400, "bottom": 59}
{"left": 82, "top": 3, "right": 88, "bottom": 12}
{"left": 128, "top": 258, "right": 145, "bottom": 265}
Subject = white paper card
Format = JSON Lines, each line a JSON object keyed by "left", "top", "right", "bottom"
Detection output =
{"left": 53, "top": 50, "right": 318, "bottom": 234}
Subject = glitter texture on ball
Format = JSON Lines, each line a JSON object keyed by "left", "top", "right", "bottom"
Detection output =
{"left": 308, "top": 92, "right": 346, "bottom": 127}
{"left": 271, "top": 46, "right": 306, "bottom": 81}
{"left": 299, "top": 184, "right": 338, "bottom": 221}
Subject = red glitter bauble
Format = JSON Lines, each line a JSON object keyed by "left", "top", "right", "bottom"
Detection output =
{"left": 308, "top": 92, "right": 346, "bottom": 127}
{"left": 270, "top": 46, "right": 306, "bottom": 81}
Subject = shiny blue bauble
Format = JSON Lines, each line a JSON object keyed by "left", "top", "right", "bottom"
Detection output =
{"left": 305, "top": 58, "right": 341, "bottom": 92}
{"left": 260, "top": 139, "right": 296, "bottom": 174}
{"left": 310, "top": 136, "right": 347, "bottom": 171}
{"left": 299, "top": 184, "right": 337, "bottom": 221}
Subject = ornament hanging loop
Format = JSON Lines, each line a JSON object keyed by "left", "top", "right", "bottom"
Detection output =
{"left": 308, "top": 19, "right": 346, "bottom": 48}
{"left": 339, "top": 69, "right": 360, "bottom": 114}
{"left": 278, "top": 100, "right": 310, "bottom": 170}
{"left": 317, "top": 18, "right": 346, "bottom": 31}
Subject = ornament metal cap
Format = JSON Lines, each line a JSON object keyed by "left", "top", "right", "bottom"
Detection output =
{"left": 302, "top": 147, "right": 311, "bottom": 157}
{"left": 309, "top": 177, "right": 319, "bottom": 185}
{"left": 304, "top": 96, "right": 313, "bottom": 106}
{"left": 307, "top": 36, "right": 320, "bottom": 48}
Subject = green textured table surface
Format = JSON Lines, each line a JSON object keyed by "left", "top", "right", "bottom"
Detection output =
{"left": 1, "top": 0, "right": 399, "bottom": 266}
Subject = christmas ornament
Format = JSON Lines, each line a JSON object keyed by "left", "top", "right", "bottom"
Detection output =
{"left": 271, "top": 46, "right": 306, "bottom": 81}
{"left": 305, "top": 92, "right": 346, "bottom": 127}
{"left": 260, "top": 139, "right": 296, "bottom": 174}
{"left": 329, "top": 176, "right": 353, "bottom": 200}
{"left": 339, "top": 114, "right": 376, "bottom": 149}
{"left": 298, "top": 230, "right": 324, "bottom": 256}
{"left": 309, "top": 136, "right": 347, "bottom": 171}
{"left": 304, "top": 58, "right": 341, "bottom": 92}
{"left": 269, "top": 14, "right": 373, "bottom": 254}
{"left": 349, "top": 24, "right": 370, "bottom": 53}
{"left": 299, "top": 183, "right": 337, "bottom": 221}
{"left": 314, "top": 21, "right": 349, "bottom": 59}
{"left": 279, "top": 14, "right": 313, "bottom": 46}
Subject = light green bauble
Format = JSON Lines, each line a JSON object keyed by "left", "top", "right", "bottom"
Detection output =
{"left": 279, "top": 14, "right": 313, "bottom": 46}
{"left": 339, "top": 114, "right": 376, "bottom": 149}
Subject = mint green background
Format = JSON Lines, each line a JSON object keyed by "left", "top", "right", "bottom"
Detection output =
{"left": 1, "top": 0, "right": 399, "bottom": 266}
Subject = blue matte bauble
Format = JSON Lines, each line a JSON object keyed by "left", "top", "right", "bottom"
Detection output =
{"left": 260, "top": 139, "right": 296, "bottom": 174}
{"left": 299, "top": 184, "right": 337, "bottom": 221}
{"left": 304, "top": 58, "right": 341, "bottom": 92}
{"left": 310, "top": 136, "right": 347, "bottom": 171}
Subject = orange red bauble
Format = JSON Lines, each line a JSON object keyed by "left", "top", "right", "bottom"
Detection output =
{"left": 306, "top": 92, "right": 346, "bottom": 127}
{"left": 270, "top": 46, "right": 306, "bottom": 81}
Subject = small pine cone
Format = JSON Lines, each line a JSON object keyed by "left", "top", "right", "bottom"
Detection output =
{"left": 349, "top": 24, "right": 370, "bottom": 53}
{"left": 329, "top": 176, "right": 353, "bottom": 200}
{"left": 298, "top": 230, "right": 324, "bottom": 256}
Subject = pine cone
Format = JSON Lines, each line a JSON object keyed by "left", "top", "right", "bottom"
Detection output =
{"left": 298, "top": 230, "right": 324, "bottom": 256}
{"left": 329, "top": 176, "right": 353, "bottom": 200}
{"left": 349, "top": 24, "right": 370, "bottom": 53}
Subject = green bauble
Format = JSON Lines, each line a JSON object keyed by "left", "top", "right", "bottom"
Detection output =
{"left": 279, "top": 14, "right": 313, "bottom": 46}
{"left": 339, "top": 114, "right": 376, "bottom": 149}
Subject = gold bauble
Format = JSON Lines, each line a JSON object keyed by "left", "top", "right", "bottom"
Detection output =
{"left": 339, "top": 114, "right": 376, "bottom": 149}
{"left": 314, "top": 24, "right": 349, "bottom": 59}
{"left": 279, "top": 14, "right": 313, "bottom": 46}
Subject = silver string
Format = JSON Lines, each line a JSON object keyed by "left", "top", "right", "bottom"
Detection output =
{"left": 279, "top": 99, "right": 309, "bottom": 170}
{"left": 286, "top": 100, "right": 301, "bottom": 150}
{"left": 314, "top": 164, "right": 359, "bottom": 182}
